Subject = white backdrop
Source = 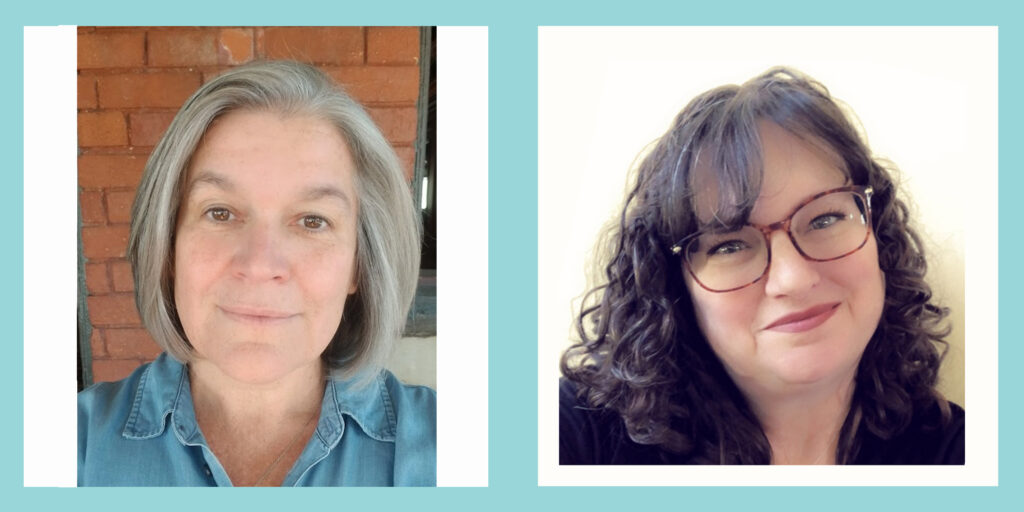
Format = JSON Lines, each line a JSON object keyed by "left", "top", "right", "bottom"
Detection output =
{"left": 538, "top": 26, "right": 996, "bottom": 485}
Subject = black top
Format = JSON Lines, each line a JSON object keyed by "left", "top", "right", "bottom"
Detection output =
{"left": 560, "top": 379, "right": 965, "bottom": 465}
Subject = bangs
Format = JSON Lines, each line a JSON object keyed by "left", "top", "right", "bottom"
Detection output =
{"left": 688, "top": 110, "right": 764, "bottom": 232}
{"left": 655, "top": 68, "right": 865, "bottom": 244}
{"left": 655, "top": 90, "right": 764, "bottom": 240}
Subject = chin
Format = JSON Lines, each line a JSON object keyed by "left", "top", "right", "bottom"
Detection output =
{"left": 771, "top": 345, "right": 859, "bottom": 388}
{"left": 203, "top": 345, "right": 314, "bottom": 385}
{"left": 776, "top": 365, "right": 838, "bottom": 387}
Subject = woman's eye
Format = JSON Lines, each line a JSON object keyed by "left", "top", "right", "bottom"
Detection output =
{"left": 708, "top": 240, "right": 748, "bottom": 256}
{"left": 809, "top": 212, "right": 845, "bottom": 230}
{"left": 205, "top": 208, "right": 233, "bottom": 222}
{"left": 301, "top": 215, "right": 329, "bottom": 231}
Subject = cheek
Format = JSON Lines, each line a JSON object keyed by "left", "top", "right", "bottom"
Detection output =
{"left": 842, "top": 240, "right": 885, "bottom": 332}
{"left": 686, "top": 278, "right": 761, "bottom": 357}
{"left": 173, "top": 232, "right": 226, "bottom": 310}
{"left": 829, "top": 237, "right": 884, "bottom": 304}
{"left": 171, "top": 232, "right": 222, "bottom": 353}
{"left": 299, "top": 250, "right": 356, "bottom": 354}
{"left": 295, "top": 243, "right": 358, "bottom": 319}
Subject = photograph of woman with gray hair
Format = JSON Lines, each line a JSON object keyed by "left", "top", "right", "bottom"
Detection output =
{"left": 78, "top": 60, "right": 435, "bottom": 486}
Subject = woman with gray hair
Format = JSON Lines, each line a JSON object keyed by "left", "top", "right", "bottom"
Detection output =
{"left": 78, "top": 60, "right": 435, "bottom": 486}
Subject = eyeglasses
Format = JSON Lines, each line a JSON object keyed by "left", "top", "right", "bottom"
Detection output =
{"left": 671, "top": 185, "right": 874, "bottom": 293}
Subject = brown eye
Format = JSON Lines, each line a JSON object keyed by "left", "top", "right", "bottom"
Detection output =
{"left": 302, "top": 215, "right": 327, "bottom": 231}
{"left": 207, "top": 208, "right": 232, "bottom": 222}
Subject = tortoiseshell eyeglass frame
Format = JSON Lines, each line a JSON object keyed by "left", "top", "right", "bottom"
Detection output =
{"left": 669, "top": 185, "right": 874, "bottom": 293}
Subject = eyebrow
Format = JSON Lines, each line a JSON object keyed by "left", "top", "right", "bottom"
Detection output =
{"left": 188, "top": 170, "right": 235, "bottom": 194}
{"left": 187, "top": 170, "right": 354, "bottom": 211}
{"left": 302, "top": 185, "right": 355, "bottom": 210}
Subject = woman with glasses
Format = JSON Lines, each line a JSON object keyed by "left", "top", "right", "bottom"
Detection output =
{"left": 559, "top": 67, "right": 964, "bottom": 465}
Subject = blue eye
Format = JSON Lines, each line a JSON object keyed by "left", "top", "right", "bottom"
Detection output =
{"left": 809, "top": 212, "right": 845, "bottom": 230}
{"left": 708, "top": 240, "right": 750, "bottom": 256}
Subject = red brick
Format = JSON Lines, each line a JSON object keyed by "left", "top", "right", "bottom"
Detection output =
{"left": 264, "top": 27, "right": 364, "bottom": 65}
{"left": 218, "top": 28, "right": 253, "bottom": 65}
{"left": 105, "top": 328, "right": 161, "bottom": 359}
{"left": 110, "top": 260, "right": 135, "bottom": 292}
{"left": 203, "top": 67, "right": 236, "bottom": 84}
{"left": 367, "top": 107, "right": 418, "bottom": 145}
{"left": 328, "top": 66, "right": 420, "bottom": 104}
{"left": 78, "top": 154, "right": 145, "bottom": 188}
{"left": 84, "top": 262, "right": 110, "bottom": 294}
{"left": 127, "top": 110, "right": 175, "bottom": 146}
{"left": 87, "top": 293, "right": 141, "bottom": 326}
{"left": 254, "top": 27, "right": 266, "bottom": 57}
{"left": 79, "top": 32, "right": 145, "bottom": 69}
{"left": 367, "top": 27, "right": 420, "bottom": 65}
{"left": 128, "top": 112, "right": 175, "bottom": 147}
{"left": 92, "top": 358, "right": 144, "bottom": 383}
{"left": 78, "top": 111, "right": 128, "bottom": 147}
{"left": 78, "top": 75, "right": 97, "bottom": 109}
{"left": 394, "top": 145, "right": 415, "bottom": 182}
{"left": 149, "top": 29, "right": 218, "bottom": 67}
{"left": 106, "top": 189, "right": 135, "bottom": 224}
{"left": 97, "top": 72, "right": 202, "bottom": 109}
{"left": 82, "top": 225, "right": 130, "bottom": 259}
{"left": 89, "top": 329, "right": 107, "bottom": 358}
{"left": 80, "top": 190, "right": 106, "bottom": 224}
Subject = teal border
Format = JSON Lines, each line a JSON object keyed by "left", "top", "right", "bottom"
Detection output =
{"left": 7, "top": 0, "right": 1022, "bottom": 509}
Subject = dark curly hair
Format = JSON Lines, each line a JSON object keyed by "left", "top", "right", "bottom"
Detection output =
{"left": 560, "top": 67, "right": 951, "bottom": 464}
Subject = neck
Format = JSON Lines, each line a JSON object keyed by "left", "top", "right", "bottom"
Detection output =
{"left": 189, "top": 358, "right": 325, "bottom": 428}
{"left": 739, "top": 372, "right": 856, "bottom": 465}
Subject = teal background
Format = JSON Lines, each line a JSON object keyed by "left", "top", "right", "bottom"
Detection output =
{"left": 7, "top": 0, "right": 1021, "bottom": 509}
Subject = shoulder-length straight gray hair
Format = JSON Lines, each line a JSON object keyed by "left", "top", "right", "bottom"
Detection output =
{"left": 128, "top": 60, "right": 421, "bottom": 380}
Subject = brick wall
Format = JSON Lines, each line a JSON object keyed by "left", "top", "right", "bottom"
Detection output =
{"left": 78, "top": 26, "right": 423, "bottom": 383}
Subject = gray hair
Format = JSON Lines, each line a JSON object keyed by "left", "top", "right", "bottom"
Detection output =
{"left": 128, "top": 60, "right": 421, "bottom": 380}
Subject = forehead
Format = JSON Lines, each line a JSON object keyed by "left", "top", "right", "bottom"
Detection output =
{"left": 185, "top": 109, "right": 357, "bottom": 197}
{"left": 690, "top": 121, "right": 846, "bottom": 226}
{"left": 750, "top": 121, "right": 846, "bottom": 221}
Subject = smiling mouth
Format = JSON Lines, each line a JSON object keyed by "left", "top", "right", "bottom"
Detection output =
{"left": 764, "top": 303, "right": 840, "bottom": 333}
{"left": 218, "top": 306, "right": 297, "bottom": 324}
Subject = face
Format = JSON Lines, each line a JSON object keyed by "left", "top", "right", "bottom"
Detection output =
{"left": 174, "top": 110, "right": 359, "bottom": 385}
{"left": 685, "top": 121, "right": 885, "bottom": 397}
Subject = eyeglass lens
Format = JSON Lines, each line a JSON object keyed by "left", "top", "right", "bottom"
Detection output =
{"left": 685, "top": 191, "right": 870, "bottom": 292}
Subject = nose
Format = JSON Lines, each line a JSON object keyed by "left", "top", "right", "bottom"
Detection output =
{"left": 762, "top": 231, "right": 820, "bottom": 297}
{"left": 231, "top": 222, "right": 290, "bottom": 282}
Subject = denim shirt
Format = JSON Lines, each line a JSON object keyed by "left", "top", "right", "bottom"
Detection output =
{"left": 78, "top": 353, "right": 436, "bottom": 486}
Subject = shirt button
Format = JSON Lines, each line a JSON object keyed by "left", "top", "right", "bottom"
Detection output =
{"left": 204, "top": 465, "right": 212, "bottom": 476}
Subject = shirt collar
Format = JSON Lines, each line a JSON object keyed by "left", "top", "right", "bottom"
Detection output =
{"left": 122, "top": 353, "right": 187, "bottom": 440}
{"left": 121, "top": 353, "right": 397, "bottom": 444}
{"left": 326, "top": 371, "right": 397, "bottom": 442}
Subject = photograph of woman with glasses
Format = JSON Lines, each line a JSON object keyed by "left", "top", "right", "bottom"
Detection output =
{"left": 559, "top": 67, "right": 965, "bottom": 465}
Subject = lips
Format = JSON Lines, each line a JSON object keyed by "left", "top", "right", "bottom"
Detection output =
{"left": 764, "top": 302, "right": 840, "bottom": 333}
{"left": 219, "top": 305, "right": 297, "bottom": 323}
